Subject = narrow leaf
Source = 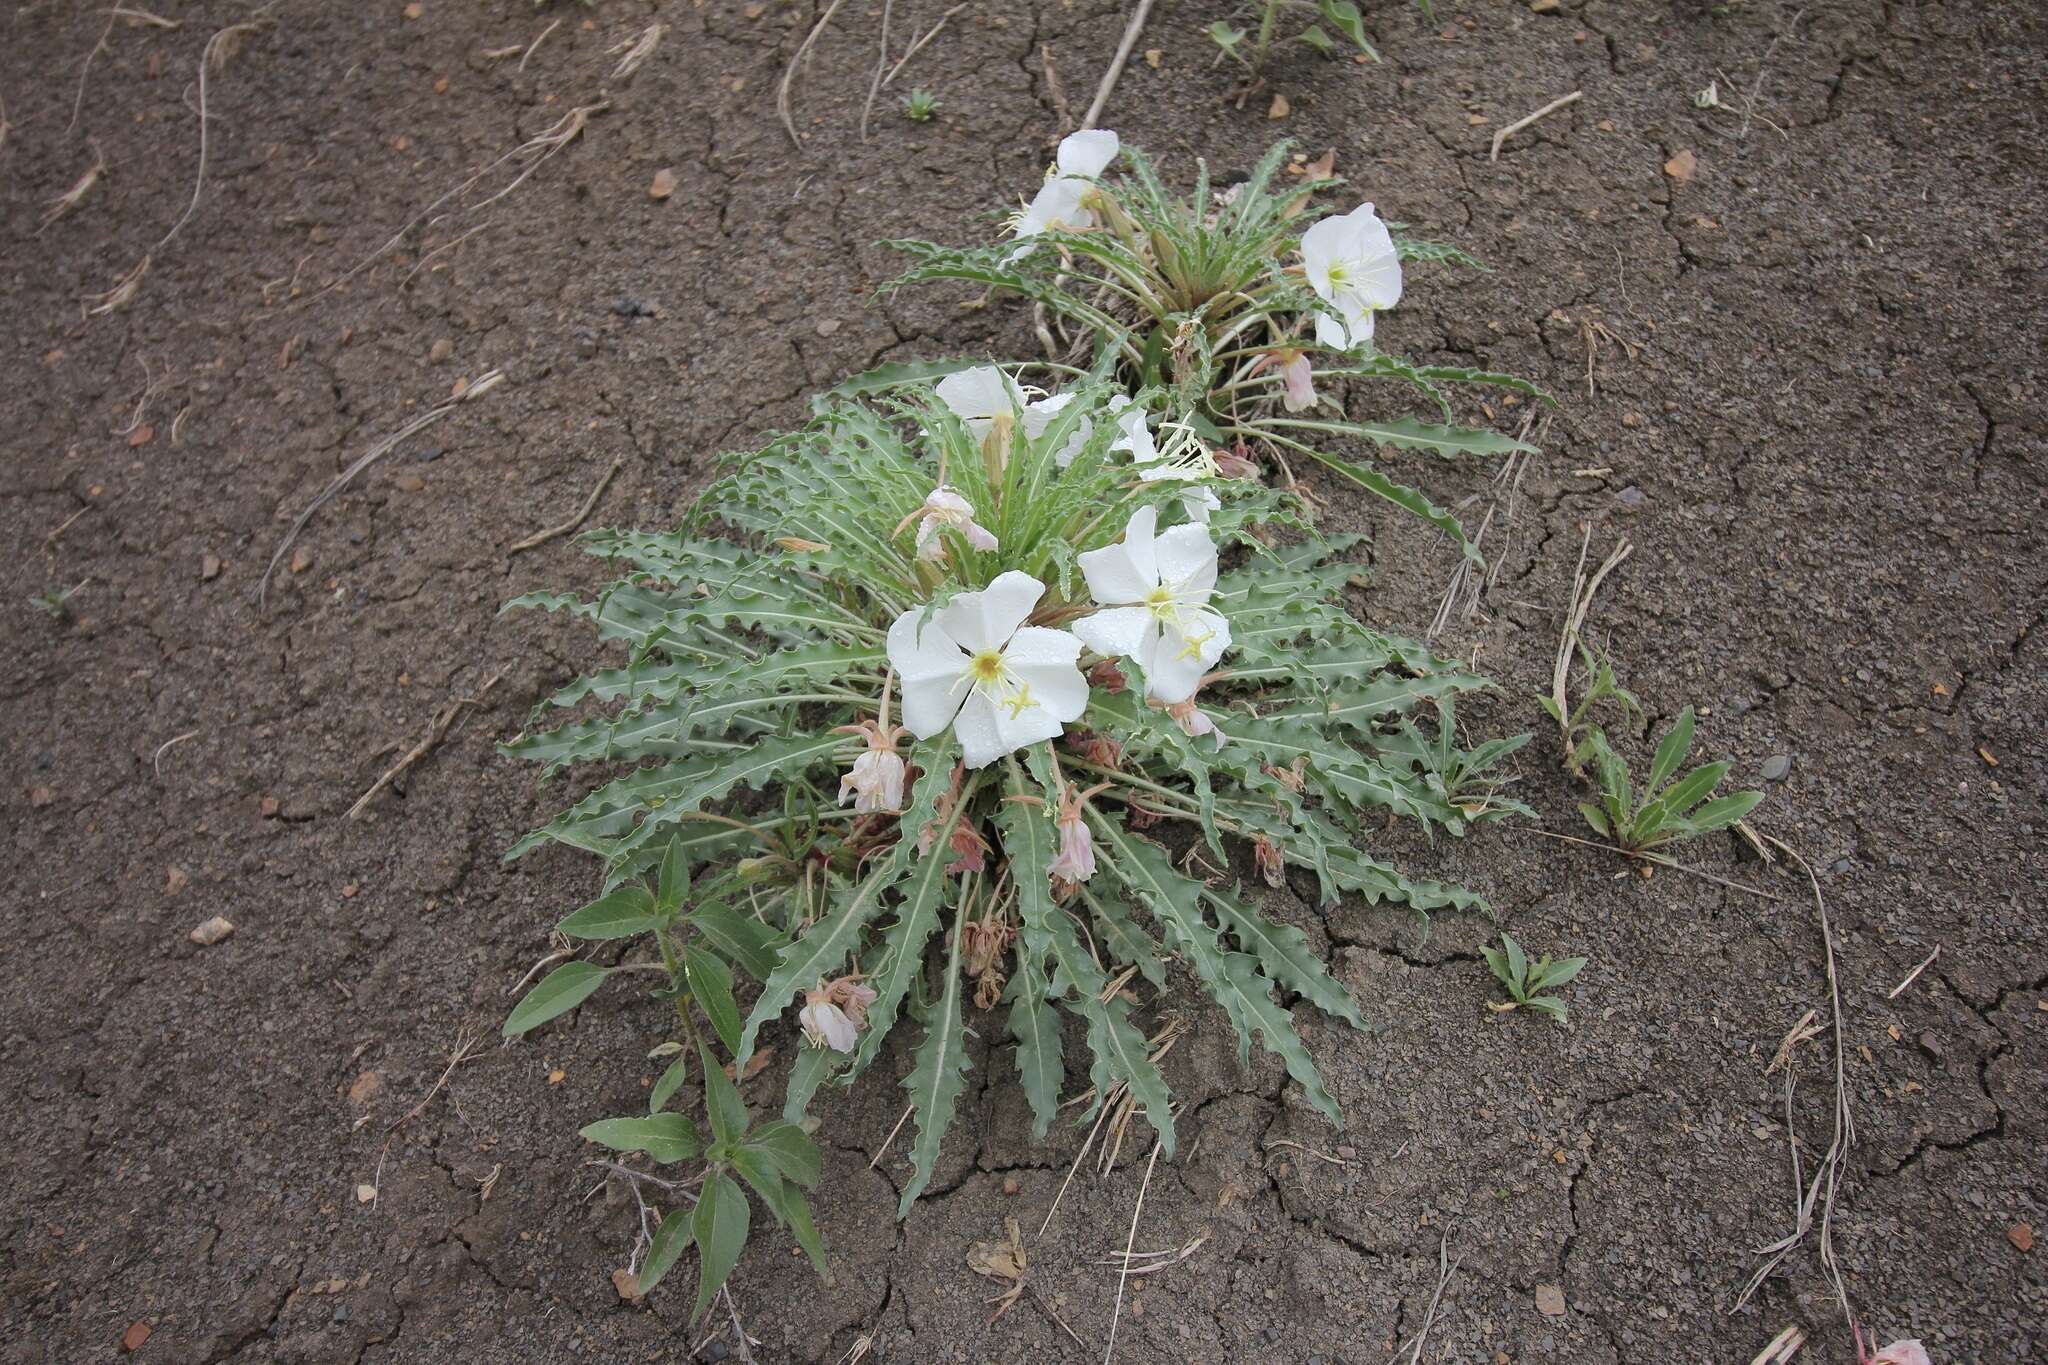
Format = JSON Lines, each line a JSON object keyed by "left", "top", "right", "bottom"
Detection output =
{"left": 503, "top": 961, "right": 609, "bottom": 1037}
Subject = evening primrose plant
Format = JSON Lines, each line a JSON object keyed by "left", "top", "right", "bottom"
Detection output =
{"left": 505, "top": 362, "right": 1514, "bottom": 1300}
{"left": 886, "top": 133, "right": 1549, "bottom": 558}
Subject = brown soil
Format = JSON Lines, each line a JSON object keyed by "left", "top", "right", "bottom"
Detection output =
{"left": 3, "top": 1, "right": 2043, "bottom": 1361}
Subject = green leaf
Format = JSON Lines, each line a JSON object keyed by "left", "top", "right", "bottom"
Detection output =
{"left": 1318, "top": 0, "right": 1379, "bottom": 59}
{"left": 1526, "top": 996, "right": 1569, "bottom": 1023}
{"left": 685, "top": 946, "right": 743, "bottom": 1054}
{"left": 745, "top": 1119, "right": 823, "bottom": 1189}
{"left": 736, "top": 862, "right": 903, "bottom": 1065}
{"left": 688, "top": 902, "right": 781, "bottom": 981}
{"left": 1207, "top": 19, "right": 1244, "bottom": 51}
{"left": 1576, "top": 802, "right": 1612, "bottom": 838}
{"left": 638, "top": 1209, "right": 694, "bottom": 1295}
{"left": 503, "top": 961, "right": 609, "bottom": 1037}
{"left": 782, "top": 1189, "right": 829, "bottom": 1279}
{"left": 820, "top": 357, "right": 985, "bottom": 404}
{"left": 1648, "top": 707, "right": 1696, "bottom": 792}
{"left": 701, "top": 1041, "right": 749, "bottom": 1149}
{"left": 1204, "top": 886, "right": 1365, "bottom": 1032}
{"left": 1298, "top": 447, "right": 1480, "bottom": 566}
{"left": 579, "top": 1112, "right": 702, "bottom": 1164}
{"left": 649, "top": 1054, "right": 689, "bottom": 1114}
{"left": 1681, "top": 789, "right": 1765, "bottom": 834}
{"left": 1533, "top": 955, "right": 1587, "bottom": 991}
{"left": 898, "top": 912, "right": 973, "bottom": 1215}
{"left": 783, "top": 1043, "right": 838, "bottom": 1125}
{"left": 1480, "top": 944, "right": 1515, "bottom": 991}
{"left": 691, "top": 1171, "right": 751, "bottom": 1323}
{"left": 1005, "top": 949, "right": 1065, "bottom": 1139}
{"left": 656, "top": 835, "right": 690, "bottom": 920}
{"left": 1503, "top": 933, "right": 1528, "bottom": 990}
{"left": 1298, "top": 24, "right": 1335, "bottom": 53}
{"left": 557, "top": 886, "right": 657, "bottom": 941}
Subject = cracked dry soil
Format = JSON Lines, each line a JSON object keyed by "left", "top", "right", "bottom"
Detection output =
{"left": 2, "top": 0, "right": 2044, "bottom": 1361}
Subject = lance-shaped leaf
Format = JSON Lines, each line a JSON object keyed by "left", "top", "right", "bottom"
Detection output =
{"left": 736, "top": 863, "right": 905, "bottom": 1066}
{"left": 1004, "top": 950, "right": 1064, "bottom": 1139}
{"left": 1203, "top": 884, "right": 1365, "bottom": 1032}
{"left": 897, "top": 909, "right": 973, "bottom": 1215}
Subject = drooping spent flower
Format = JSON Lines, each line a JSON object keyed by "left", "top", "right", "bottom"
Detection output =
{"left": 1073, "top": 505, "right": 1230, "bottom": 705}
{"left": 1048, "top": 785, "right": 1097, "bottom": 887}
{"left": 836, "top": 673, "right": 910, "bottom": 813}
{"left": 909, "top": 485, "right": 998, "bottom": 561}
{"left": 1163, "top": 697, "right": 1225, "bottom": 751}
{"left": 800, "top": 976, "right": 879, "bottom": 1052}
{"left": 1013, "top": 129, "right": 1120, "bottom": 240}
{"left": 1301, "top": 202, "right": 1402, "bottom": 351}
{"left": 889, "top": 570, "right": 1089, "bottom": 768}
{"left": 1279, "top": 351, "right": 1318, "bottom": 412}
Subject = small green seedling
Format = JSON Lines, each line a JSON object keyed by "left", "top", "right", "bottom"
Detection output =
{"left": 28, "top": 580, "right": 88, "bottom": 619}
{"left": 1482, "top": 933, "right": 1584, "bottom": 1023}
{"left": 1538, "top": 636, "right": 1642, "bottom": 779}
{"left": 1574, "top": 706, "right": 1764, "bottom": 854}
{"left": 901, "top": 88, "right": 940, "bottom": 123}
{"left": 1379, "top": 695, "right": 1534, "bottom": 835}
{"left": 1209, "top": 0, "right": 1380, "bottom": 75}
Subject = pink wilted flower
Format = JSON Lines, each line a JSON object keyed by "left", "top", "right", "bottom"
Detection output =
{"left": 1048, "top": 785, "right": 1101, "bottom": 888}
{"left": 1253, "top": 835, "right": 1286, "bottom": 888}
{"left": 1868, "top": 1342, "right": 1930, "bottom": 1365}
{"left": 907, "top": 485, "right": 999, "bottom": 562}
{"left": 946, "top": 822, "right": 990, "bottom": 877}
{"left": 1214, "top": 446, "right": 1261, "bottom": 481}
{"left": 1279, "top": 351, "right": 1317, "bottom": 412}
{"left": 836, "top": 673, "right": 910, "bottom": 814}
{"left": 1164, "top": 697, "right": 1225, "bottom": 751}
{"left": 800, "top": 976, "right": 878, "bottom": 1052}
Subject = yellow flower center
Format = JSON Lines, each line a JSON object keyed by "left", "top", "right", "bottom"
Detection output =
{"left": 969, "top": 649, "right": 1005, "bottom": 684}
{"left": 1325, "top": 262, "right": 1349, "bottom": 289}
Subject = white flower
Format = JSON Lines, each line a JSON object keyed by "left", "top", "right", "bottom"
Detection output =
{"left": 799, "top": 999, "right": 858, "bottom": 1052}
{"left": 937, "top": 367, "right": 1090, "bottom": 465}
{"left": 1301, "top": 202, "right": 1402, "bottom": 351}
{"left": 1014, "top": 129, "right": 1120, "bottom": 239}
{"left": 912, "top": 486, "right": 999, "bottom": 561}
{"left": 888, "top": 571, "right": 1089, "bottom": 769}
{"left": 838, "top": 748, "right": 907, "bottom": 813}
{"left": 1126, "top": 415, "right": 1222, "bottom": 524}
{"left": 1073, "top": 506, "right": 1230, "bottom": 704}
{"left": 1107, "top": 394, "right": 1157, "bottom": 462}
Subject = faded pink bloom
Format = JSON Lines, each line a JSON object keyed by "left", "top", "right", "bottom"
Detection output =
{"left": 1870, "top": 1342, "right": 1930, "bottom": 1365}
{"left": 839, "top": 748, "right": 907, "bottom": 814}
{"left": 1214, "top": 447, "right": 1261, "bottom": 480}
{"left": 1253, "top": 835, "right": 1285, "bottom": 888}
{"left": 1280, "top": 353, "right": 1317, "bottom": 412}
{"left": 1165, "top": 698, "right": 1225, "bottom": 751}
{"left": 912, "top": 486, "right": 999, "bottom": 561}
{"left": 1049, "top": 790, "right": 1096, "bottom": 885}
{"left": 801, "top": 977, "right": 879, "bottom": 1052}
{"left": 1067, "top": 729, "right": 1123, "bottom": 770}
{"left": 1086, "top": 659, "right": 1127, "bottom": 694}
{"left": 946, "top": 822, "right": 989, "bottom": 877}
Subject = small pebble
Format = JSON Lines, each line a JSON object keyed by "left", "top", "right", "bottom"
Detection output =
{"left": 1760, "top": 754, "right": 1793, "bottom": 782}
{"left": 190, "top": 916, "right": 235, "bottom": 946}
{"left": 428, "top": 338, "right": 453, "bottom": 364}
{"left": 200, "top": 553, "right": 222, "bottom": 580}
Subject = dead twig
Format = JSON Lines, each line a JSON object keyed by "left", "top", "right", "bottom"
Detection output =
{"left": 68, "top": 9, "right": 120, "bottom": 135}
{"left": 1886, "top": 944, "right": 1940, "bottom": 999}
{"left": 152, "top": 729, "right": 198, "bottom": 777}
{"left": 1489, "top": 89, "right": 1582, "bottom": 162}
{"left": 870, "top": 1102, "right": 914, "bottom": 1170}
{"left": 1081, "top": 0, "right": 1156, "bottom": 131}
{"left": 608, "top": 22, "right": 665, "bottom": 81}
{"left": 858, "top": 0, "right": 892, "bottom": 141}
{"left": 348, "top": 667, "right": 507, "bottom": 819}
{"left": 1730, "top": 837, "right": 1857, "bottom": 1339}
{"left": 261, "top": 369, "right": 505, "bottom": 605}
{"left": 367, "top": 1027, "right": 486, "bottom": 1207}
{"left": 40, "top": 139, "right": 106, "bottom": 231}
{"left": 1040, "top": 44, "right": 1074, "bottom": 134}
{"left": 881, "top": 3, "right": 968, "bottom": 88}
{"left": 1749, "top": 1324, "right": 1806, "bottom": 1364}
{"left": 1547, "top": 523, "right": 1632, "bottom": 742}
{"left": 778, "top": 0, "right": 847, "bottom": 147}
{"left": 1103, "top": 1137, "right": 1163, "bottom": 1364}
{"left": 519, "top": 17, "right": 559, "bottom": 72}
{"left": 158, "top": 15, "right": 274, "bottom": 256}
{"left": 507, "top": 457, "right": 623, "bottom": 556}
{"left": 400, "top": 223, "right": 493, "bottom": 288}
{"left": 1511, "top": 825, "right": 1785, "bottom": 901}
{"left": 43, "top": 506, "right": 91, "bottom": 559}
{"left": 1386, "top": 1230, "right": 1460, "bottom": 1365}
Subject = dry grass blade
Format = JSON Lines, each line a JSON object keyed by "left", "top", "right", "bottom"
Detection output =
{"left": 348, "top": 667, "right": 507, "bottom": 818}
{"left": 152, "top": 729, "right": 198, "bottom": 777}
{"left": 1385, "top": 1230, "right": 1460, "bottom": 1365}
{"left": 778, "top": 0, "right": 847, "bottom": 148}
{"left": 157, "top": 15, "right": 274, "bottom": 256}
{"left": 1093, "top": 1233, "right": 1205, "bottom": 1274}
{"left": 1749, "top": 1324, "right": 1806, "bottom": 1364}
{"left": 507, "top": 456, "right": 623, "bottom": 555}
{"left": 84, "top": 254, "right": 150, "bottom": 316}
{"left": 1103, "top": 1137, "right": 1163, "bottom": 1364}
{"left": 41, "top": 139, "right": 106, "bottom": 231}
{"left": 1081, "top": 0, "right": 1156, "bottom": 131}
{"left": 69, "top": 9, "right": 120, "bottom": 135}
{"left": 260, "top": 368, "right": 505, "bottom": 605}
{"left": 1489, "top": 90, "right": 1582, "bottom": 162}
{"left": 881, "top": 2, "right": 968, "bottom": 88}
{"left": 1730, "top": 836, "right": 1858, "bottom": 1337}
{"left": 609, "top": 22, "right": 665, "bottom": 80}
{"left": 109, "top": 6, "right": 180, "bottom": 28}
{"left": 519, "top": 17, "right": 559, "bottom": 71}
{"left": 1547, "top": 523, "right": 1632, "bottom": 738}
{"left": 1886, "top": 944, "right": 1940, "bottom": 999}
{"left": 320, "top": 103, "right": 604, "bottom": 299}
{"left": 858, "top": 0, "right": 892, "bottom": 141}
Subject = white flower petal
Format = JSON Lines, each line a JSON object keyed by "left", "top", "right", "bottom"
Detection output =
{"left": 1003, "top": 627, "right": 1088, "bottom": 720}
{"left": 1185, "top": 606, "right": 1231, "bottom": 665}
{"left": 1055, "top": 128, "right": 1119, "bottom": 179}
{"left": 1077, "top": 505, "right": 1158, "bottom": 604}
{"left": 1110, "top": 406, "right": 1157, "bottom": 462}
{"left": 888, "top": 610, "right": 968, "bottom": 738}
{"left": 801, "top": 1001, "right": 859, "bottom": 1052}
{"left": 936, "top": 570, "right": 1044, "bottom": 652}
{"left": 1315, "top": 308, "right": 1365, "bottom": 351}
{"left": 988, "top": 697, "right": 1067, "bottom": 758}
{"left": 1016, "top": 178, "right": 1088, "bottom": 237}
{"left": 1152, "top": 523, "right": 1219, "bottom": 599}
{"left": 1182, "top": 488, "right": 1219, "bottom": 524}
{"left": 1072, "top": 605, "right": 1155, "bottom": 660}
{"left": 952, "top": 691, "right": 1007, "bottom": 769}
{"left": 1144, "top": 640, "right": 1209, "bottom": 704}
{"left": 936, "top": 366, "right": 1021, "bottom": 422}
{"left": 1022, "top": 391, "right": 1073, "bottom": 438}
